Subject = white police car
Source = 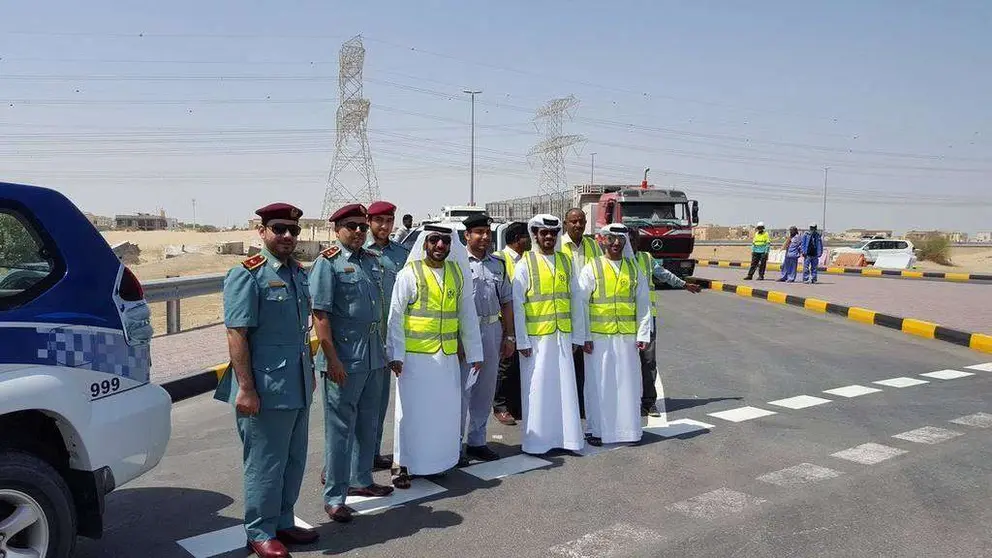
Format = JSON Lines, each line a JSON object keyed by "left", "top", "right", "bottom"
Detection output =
{"left": 0, "top": 182, "right": 172, "bottom": 557}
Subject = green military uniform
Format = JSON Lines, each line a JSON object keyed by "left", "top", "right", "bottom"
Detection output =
{"left": 214, "top": 246, "right": 314, "bottom": 543}
{"left": 309, "top": 241, "right": 388, "bottom": 507}
{"left": 363, "top": 237, "right": 409, "bottom": 461}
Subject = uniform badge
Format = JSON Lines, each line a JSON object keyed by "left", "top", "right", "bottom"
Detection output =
{"left": 343, "top": 266, "right": 355, "bottom": 273}
{"left": 268, "top": 280, "right": 286, "bottom": 288}
{"left": 242, "top": 253, "right": 266, "bottom": 270}
{"left": 619, "top": 279, "right": 629, "bottom": 288}
{"left": 321, "top": 246, "right": 341, "bottom": 259}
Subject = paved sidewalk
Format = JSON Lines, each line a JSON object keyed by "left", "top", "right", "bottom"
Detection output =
{"left": 150, "top": 324, "right": 228, "bottom": 384}
{"left": 694, "top": 267, "right": 992, "bottom": 335}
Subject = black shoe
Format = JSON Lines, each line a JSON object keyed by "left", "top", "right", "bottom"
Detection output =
{"left": 646, "top": 405, "right": 662, "bottom": 418}
{"left": 466, "top": 445, "right": 500, "bottom": 462}
{"left": 457, "top": 455, "right": 472, "bottom": 467}
{"left": 373, "top": 455, "right": 392, "bottom": 470}
{"left": 587, "top": 436, "right": 603, "bottom": 447}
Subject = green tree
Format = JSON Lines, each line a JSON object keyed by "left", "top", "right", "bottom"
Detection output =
{"left": 0, "top": 213, "right": 40, "bottom": 264}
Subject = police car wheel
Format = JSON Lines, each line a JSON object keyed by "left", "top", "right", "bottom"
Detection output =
{"left": 0, "top": 451, "right": 77, "bottom": 558}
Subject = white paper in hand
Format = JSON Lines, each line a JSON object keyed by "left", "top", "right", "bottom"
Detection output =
{"left": 464, "top": 368, "right": 479, "bottom": 391}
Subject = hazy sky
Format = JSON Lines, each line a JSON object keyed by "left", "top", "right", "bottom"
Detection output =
{"left": 3, "top": 0, "right": 990, "bottom": 234}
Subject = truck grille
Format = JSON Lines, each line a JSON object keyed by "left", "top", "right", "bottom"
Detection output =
{"left": 636, "top": 235, "right": 694, "bottom": 258}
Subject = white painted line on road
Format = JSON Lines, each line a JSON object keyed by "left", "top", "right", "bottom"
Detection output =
{"left": 950, "top": 412, "right": 992, "bottom": 428}
{"left": 549, "top": 522, "right": 664, "bottom": 557}
{"left": 644, "top": 418, "right": 715, "bottom": 438}
{"left": 757, "top": 463, "right": 844, "bottom": 487}
{"left": 347, "top": 478, "right": 446, "bottom": 514}
{"left": 965, "top": 362, "right": 992, "bottom": 372}
{"left": 666, "top": 487, "right": 766, "bottom": 520}
{"left": 873, "top": 377, "right": 929, "bottom": 388}
{"left": 920, "top": 369, "right": 975, "bottom": 380}
{"left": 768, "top": 395, "right": 832, "bottom": 410}
{"left": 831, "top": 443, "right": 907, "bottom": 465}
{"left": 892, "top": 426, "right": 963, "bottom": 445}
{"left": 176, "top": 516, "right": 311, "bottom": 558}
{"left": 461, "top": 453, "right": 552, "bottom": 481}
{"left": 823, "top": 384, "right": 883, "bottom": 398}
{"left": 707, "top": 406, "right": 777, "bottom": 422}
{"left": 575, "top": 441, "right": 629, "bottom": 457}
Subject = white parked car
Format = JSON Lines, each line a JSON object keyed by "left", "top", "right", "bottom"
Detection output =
{"left": 830, "top": 238, "right": 916, "bottom": 265}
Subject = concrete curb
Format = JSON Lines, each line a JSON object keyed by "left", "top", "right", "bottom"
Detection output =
{"left": 689, "top": 277, "right": 992, "bottom": 355}
{"left": 696, "top": 260, "right": 992, "bottom": 283}
{"left": 161, "top": 337, "right": 321, "bottom": 403}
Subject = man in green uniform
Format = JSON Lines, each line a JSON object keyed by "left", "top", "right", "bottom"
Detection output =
{"left": 310, "top": 203, "right": 394, "bottom": 525}
{"left": 215, "top": 202, "right": 318, "bottom": 558}
{"left": 364, "top": 200, "right": 410, "bottom": 470}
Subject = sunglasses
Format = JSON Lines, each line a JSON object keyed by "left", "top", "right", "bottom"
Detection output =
{"left": 426, "top": 234, "right": 452, "bottom": 245}
{"left": 605, "top": 236, "right": 626, "bottom": 244}
{"left": 342, "top": 222, "right": 370, "bottom": 232}
{"left": 269, "top": 223, "right": 301, "bottom": 236}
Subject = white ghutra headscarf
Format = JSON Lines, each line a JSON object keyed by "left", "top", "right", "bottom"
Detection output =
{"left": 600, "top": 223, "right": 635, "bottom": 260}
{"left": 406, "top": 223, "right": 472, "bottom": 281}
{"left": 528, "top": 214, "right": 562, "bottom": 252}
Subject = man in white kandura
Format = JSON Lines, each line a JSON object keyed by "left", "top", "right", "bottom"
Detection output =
{"left": 577, "top": 224, "right": 652, "bottom": 446}
{"left": 386, "top": 223, "right": 483, "bottom": 489}
{"left": 511, "top": 214, "right": 586, "bottom": 455}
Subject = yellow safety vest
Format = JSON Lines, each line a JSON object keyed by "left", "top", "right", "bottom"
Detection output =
{"left": 501, "top": 248, "right": 520, "bottom": 281}
{"left": 636, "top": 252, "right": 658, "bottom": 317}
{"left": 588, "top": 256, "right": 638, "bottom": 335}
{"left": 562, "top": 235, "right": 602, "bottom": 263}
{"left": 404, "top": 259, "right": 463, "bottom": 355}
{"left": 523, "top": 251, "right": 573, "bottom": 336}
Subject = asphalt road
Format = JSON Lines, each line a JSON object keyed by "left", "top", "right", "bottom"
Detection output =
{"left": 78, "top": 289, "right": 992, "bottom": 558}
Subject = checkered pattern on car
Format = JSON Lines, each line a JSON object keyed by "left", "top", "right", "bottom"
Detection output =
{"left": 34, "top": 327, "right": 151, "bottom": 382}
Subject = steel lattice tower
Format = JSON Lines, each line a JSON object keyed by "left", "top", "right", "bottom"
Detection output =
{"left": 320, "top": 35, "right": 380, "bottom": 219}
{"left": 528, "top": 95, "right": 585, "bottom": 197}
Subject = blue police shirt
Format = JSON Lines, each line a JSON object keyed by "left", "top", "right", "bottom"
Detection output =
{"left": 468, "top": 252, "right": 512, "bottom": 320}
{"left": 215, "top": 246, "right": 314, "bottom": 410}
{"left": 309, "top": 242, "right": 388, "bottom": 375}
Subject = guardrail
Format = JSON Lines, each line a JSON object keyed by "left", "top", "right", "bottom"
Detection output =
{"left": 144, "top": 273, "right": 227, "bottom": 334}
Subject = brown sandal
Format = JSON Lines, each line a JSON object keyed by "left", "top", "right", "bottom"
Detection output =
{"left": 391, "top": 466, "right": 412, "bottom": 489}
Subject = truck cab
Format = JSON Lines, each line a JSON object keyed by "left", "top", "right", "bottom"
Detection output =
{"left": 590, "top": 186, "right": 700, "bottom": 278}
{"left": 0, "top": 182, "right": 172, "bottom": 558}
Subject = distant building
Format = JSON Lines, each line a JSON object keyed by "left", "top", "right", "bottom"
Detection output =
{"left": 905, "top": 230, "right": 969, "bottom": 243}
{"left": 83, "top": 212, "right": 115, "bottom": 231}
{"left": 115, "top": 212, "right": 175, "bottom": 231}
{"left": 974, "top": 231, "right": 992, "bottom": 243}
{"left": 839, "top": 228, "right": 893, "bottom": 241}
{"left": 693, "top": 224, "right": 731, "bottom": 241}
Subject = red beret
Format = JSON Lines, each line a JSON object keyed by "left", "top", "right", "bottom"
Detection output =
{"left": 328, "top": 203, "right": 368, "bottom": 223}
{"left": 255, "top": 202, "right": 302, "bottom": 223}
{"left": 367, "top": 201, "right": 397, "bottom": 217}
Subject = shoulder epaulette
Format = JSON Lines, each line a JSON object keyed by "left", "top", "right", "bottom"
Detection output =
{"left": 321, "top": 246, "right": 341, "bottom": 259}
{"left": 492, "top": 252, "right": 505, "bottom": 261}
{"left": 242, "top": 253, "right": 266, "bottom": 270}
{"left": 364, "top": 247, "right": 381, "bottom": 258}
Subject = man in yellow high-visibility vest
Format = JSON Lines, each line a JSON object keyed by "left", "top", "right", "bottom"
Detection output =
{"left": 744, "top": 221, "right": 771, "bottom": 281}
{"left": 510, "top": 214, "right": 586, "bottom": 455}
{"left": 386, "top": 223, "right": 483, "bottom": 489}
{"left": 576, "top": 223, "right": 653, "bottom": 447}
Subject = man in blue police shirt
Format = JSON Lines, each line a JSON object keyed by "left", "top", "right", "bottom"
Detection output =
{"left": 363, "top": 200, "right": 410, "bottom": 470}
{"left": 310, "top": 203, "right": 394, "bottom": 525}
{"left": 215, "top": 202, "right": 318, "bottom": 558}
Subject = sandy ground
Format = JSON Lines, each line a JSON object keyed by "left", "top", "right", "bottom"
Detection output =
{"left": 102, "top": 231, "right": 992, "bottom": 335}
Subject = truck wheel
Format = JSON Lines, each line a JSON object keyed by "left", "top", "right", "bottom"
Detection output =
{"left": 0, "top": 451, "right": 77, "bottom": 558}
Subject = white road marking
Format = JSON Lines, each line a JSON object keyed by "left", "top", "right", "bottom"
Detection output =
{"left": 950, "top": 412, "right": 992, "bottom": 428}
{"left": 666, "top": 488, "right": 766, "bottom": 519}
{"left": 757, "top": 463, "right": 844, "bottom": 487}
{"left": 549, "top": 523, "right": 664, "bottom": 557}
{"left": 873, "top": 377, "right": 929, "bottom": 388}
{"left": 346, "top": 478, "right": 446, "bottom": 514}
{"left": 767, "top": 395, "right": 832, "bottom": 409}
{"left": 644, "top": 418, "right": 715, "bottom": 438}
{"left": 965, "top": 362, "right": 992, "bottom": 372}
{"left": 920, "top": 369, "right": 975, "bottom": 380}
{"left": 823, "top": 384, "right": 883, "bottom": 398}
{"left": 831, "top": 443, "right": 907, "bottom": 465}
{"left": 461, "top": 453, "right": 552, "bottom": 481}
{"left": 892, "top": 426, "right": 963, "bottom": 445}
{"left": 574, "top": 441, "right": 629, "bottom": 457}
{"left": 707, "top": 406, "right": 777, "bottom": 422}
{"left": 176, "top": 516, "right": 311, "bottom": 558}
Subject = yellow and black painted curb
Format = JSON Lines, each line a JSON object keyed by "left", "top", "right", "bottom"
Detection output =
{"left": 696, "top": 260, "right": 992, "bottom": 283}
{"left": 163, "top": 337, "right": 322, "bottom": 403}
{"left": 689, "top": 277, "right": 992, "bottom": 355}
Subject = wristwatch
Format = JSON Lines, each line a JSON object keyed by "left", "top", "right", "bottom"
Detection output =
{"left": 504, "top": 335, "right": 516, "bottom": 342}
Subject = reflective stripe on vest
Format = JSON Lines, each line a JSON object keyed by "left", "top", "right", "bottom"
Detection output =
{"left": 589, "top": 256, "right": 638, "bottom": 335}
{"left": 636, "top": 252, "right": 658, "bottom": 317}
{"left": 523, "top": 251, "right": 572, "bottom": 336}
{"left": 404, "top": 259, "right": 463, "bottom": 355}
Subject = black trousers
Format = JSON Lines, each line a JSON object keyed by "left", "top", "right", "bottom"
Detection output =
{"left": 492, "top": 354, "right": 522, "bottom": 419}
{"left": 574, "top": 348, "right": 586, "bottom": 419}
{"left": 640, "top": 317, "right": 659, "bottom": 411}
{"left": 746, "top": 252, "right": 769, "bottom": 279}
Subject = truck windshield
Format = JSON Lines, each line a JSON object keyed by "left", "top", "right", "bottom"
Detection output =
{"left": 620, "top": 202, "right": 689, "bottom": 226}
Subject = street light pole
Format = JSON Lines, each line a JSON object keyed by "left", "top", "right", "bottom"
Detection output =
{"left": 463, "top": 89, "right": 482, "bottom": 205}
{"left": 822, "top": 166, "right": 829, "bottom": 234}
{"left": 590, "top": 152, "right": 596, "bottom": 187}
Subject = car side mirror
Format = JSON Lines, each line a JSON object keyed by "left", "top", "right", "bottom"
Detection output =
{"left": 691, "top": 200, "right": 699, "bottom": 224}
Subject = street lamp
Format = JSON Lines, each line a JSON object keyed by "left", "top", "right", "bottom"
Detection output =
{"left": 463, "top": 89, "right": 482, "bottom": 205}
